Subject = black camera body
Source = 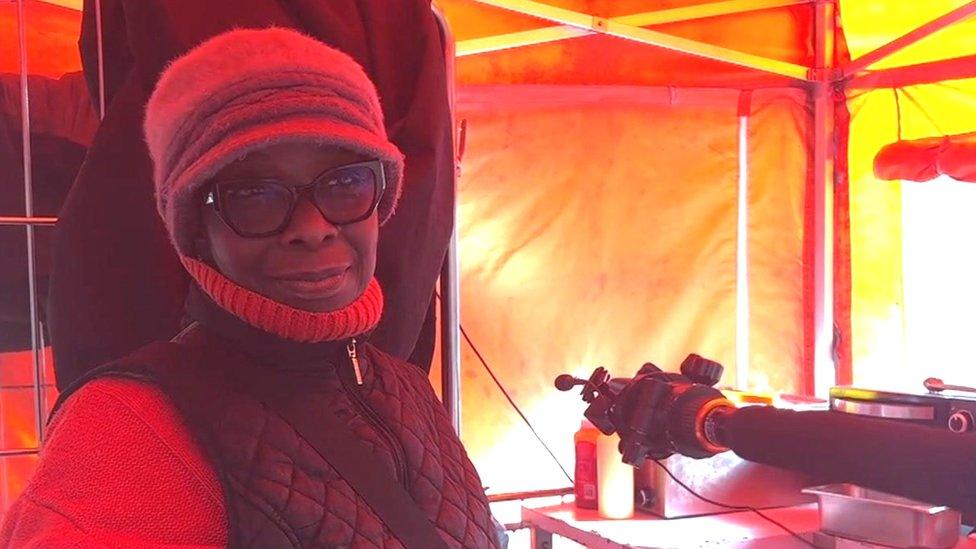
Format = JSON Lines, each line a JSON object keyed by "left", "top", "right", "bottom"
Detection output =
{"left": 558, "top": 354, "right": 730, "bottom": 465}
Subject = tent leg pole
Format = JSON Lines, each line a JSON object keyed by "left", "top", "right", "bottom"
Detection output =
{"left": 736, "top": 113, "right": 750, "bottom": 391}
{"left": 440, "top": 234, "right": 462, "bottom": 436}
{"left": 15, "top": 0, "right": 46, "bottom": 445}
{"left": 812, "top": 85, "right": 834, "bottom": 397}
{"left": 812, "top": 0, "right": 836, "bottom": 397}
{"left": 432, "top": 3, "right": 462, "bottom": 435}
{"left": 94, "top": 0, "right": 106, "bottom": 119}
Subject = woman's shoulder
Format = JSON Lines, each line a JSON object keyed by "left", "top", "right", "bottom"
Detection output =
{"left": 2, "top": 377, "right": 227, "bottom": 544}
{"left": 45, "top": 376, "right": 224, "bottom": 498}
{"left": 49, "top": 376, "right": 202, "bottom": 451}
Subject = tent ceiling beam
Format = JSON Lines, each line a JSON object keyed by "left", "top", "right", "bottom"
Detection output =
{"left": 457, "top": 26, "right": 588, "bottom": 57}
{"left": 457, "top": 0, "right": 812, "bottom": 57}
{"left": 616, "top": 0, "right": 812, "bottom": 27}
{"left": 38, "top": 0, "right": 82, "bottom": 10}
{"left": 848, "top": 53, "right": 976, "bottom": 89}
{"left": 467, "top": 0, "right": 812, "bottom": 80}
{"left": 842, "top": 1, "right": 976, "bottom": 78}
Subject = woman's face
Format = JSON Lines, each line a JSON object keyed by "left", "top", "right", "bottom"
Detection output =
{"left": 199, "top": 142, "right": 379, "bottom": 313}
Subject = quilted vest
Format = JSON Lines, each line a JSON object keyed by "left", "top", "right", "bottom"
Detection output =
{"left": 54, "top": 289, "right": 499, "bottom": 548}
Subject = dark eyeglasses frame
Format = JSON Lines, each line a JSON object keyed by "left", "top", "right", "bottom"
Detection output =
{"left": 204, "top": 159, "right": 386, "bottom": 238}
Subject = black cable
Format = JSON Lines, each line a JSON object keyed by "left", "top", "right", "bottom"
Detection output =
{"left": 435, "top": 291, "right": 574, "bottom": 484}
{"left": 652, "top": 460, "right": 815, "bottom": 547}
{"left": 459, "top": 323, "right": 575, "bottom": 485}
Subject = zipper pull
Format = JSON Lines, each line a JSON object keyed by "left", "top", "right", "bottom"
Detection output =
{"left": 347, "top": 338, "right": 363, "bottom": 386}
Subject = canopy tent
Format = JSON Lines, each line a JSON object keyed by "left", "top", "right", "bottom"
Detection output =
{"left": 436, "top": 0, "right": 976, "bottom": 492}
{"left": 2, "top": 0, "right": 976, "bottom": 504}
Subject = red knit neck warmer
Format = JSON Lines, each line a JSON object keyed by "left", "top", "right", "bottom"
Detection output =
{"left": 180, "top": 256, "right": 383, "bottom": 342}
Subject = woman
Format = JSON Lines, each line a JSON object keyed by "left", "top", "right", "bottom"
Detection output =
{"left": 1, "top": 28, "right": 499, "bottom": 548}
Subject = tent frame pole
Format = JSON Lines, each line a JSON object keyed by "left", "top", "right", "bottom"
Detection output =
{"left": 458, "top": 0, "right": 811, "bottom": 57}
{"left": 94, "top": 0, "right": 106, "bottom": 119}
{"left": 467, "top": 0, "right": 810, "bottom": 80}
{"left": 615, "top": 0, "right": 812, "bottom": 27}
{"left": 811, "top": 0, "right": 836, "bottom": 396}
{"left": 848, "top": 53, "right": 976, "bottom": 89}
{"left": 841, "top": 1, "right": 976, "bottom": 79}
{"left": 433, "top": 3, "right": 463, "bottom": 435}
{"left": 736, "top": 111, "right": 751, "bottom": 391}
{"left": 0, "top": 216, "right": 58, "bottom": 226}
{"left": 14, "top": 0, "right": 47, "bottom": 444}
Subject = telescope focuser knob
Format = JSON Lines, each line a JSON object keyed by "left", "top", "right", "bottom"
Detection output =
{"left": 679, "top": 354, "right": 724, "bottom": 387}
{"left": 554, "top": 374, "right": 585, "bottom": 392}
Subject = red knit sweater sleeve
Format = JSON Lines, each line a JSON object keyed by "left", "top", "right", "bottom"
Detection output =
{"left": 0, "top": 378, "right": 228, "bottom": 547}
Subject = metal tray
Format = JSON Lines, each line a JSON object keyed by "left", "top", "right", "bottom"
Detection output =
{"left": 802, "top": 484, "right": 960, "bottom": 548}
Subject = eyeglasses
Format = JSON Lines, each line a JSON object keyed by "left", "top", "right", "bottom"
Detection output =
{"left": 205, "top": 160, "right": 385, "bottom": 238}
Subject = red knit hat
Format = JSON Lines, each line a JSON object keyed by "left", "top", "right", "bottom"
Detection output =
{"left": 144, "top": 27, "right": 405, "bottom": 258}
{"left": 144, "top": 28, "right": 399, "bottom": 342}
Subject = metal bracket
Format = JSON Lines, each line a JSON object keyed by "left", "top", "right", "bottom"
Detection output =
{"left": 590, "top": 16, "right": 609, "bottom": 32}
{"left": 807, "top": 66, "right": 844, "bottom": 83}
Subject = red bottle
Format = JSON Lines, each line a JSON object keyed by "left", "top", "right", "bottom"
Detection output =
{"left": 574, "top": 420, "right": 599, "bottom": 509}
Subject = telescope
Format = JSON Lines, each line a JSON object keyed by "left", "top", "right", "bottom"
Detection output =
{"left": 556, "top": 355, "right": 976, "bottom": 516}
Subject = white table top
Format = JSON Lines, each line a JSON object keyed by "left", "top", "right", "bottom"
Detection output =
{"left": 521, "top": 502, "right": 976, "bottom": 548}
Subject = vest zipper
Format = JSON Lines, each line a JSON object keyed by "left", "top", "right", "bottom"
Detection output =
{"left": 341, "top": 340, "right": 410, "bottom": 490}
{"left": 347, "top": 339, "right": 364, "bottom": 385}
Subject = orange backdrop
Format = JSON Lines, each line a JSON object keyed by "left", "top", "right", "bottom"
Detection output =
{"left": 449, "top": 85, "right": 809, "bottom": 493}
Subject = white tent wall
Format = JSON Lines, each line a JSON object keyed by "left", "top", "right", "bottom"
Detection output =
{"left": 449, "top": 84, "right": 809, "bottom": 494}
{"left": 848, "top": 76, "right": 976, "bottom": 390}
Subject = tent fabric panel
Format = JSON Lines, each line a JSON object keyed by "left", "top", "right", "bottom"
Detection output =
{"left": 848, "top": 77, "right": 976, "bottom": 385}
{"left": 886, "top": 77, "right": 976, "bottom": 139}
{"left": 646, "top": 3, "right": 814, "bottom": 67}
{"left": 746, "top": 88, "right": 810, "bottom": 394}
{"left": 846, "top": 89, "right": 906, "bottom": 387}
{"left": 0, "top": 1, "right": 82, "bottom": 78}
{"left": 874, "top": 133, "right": 976, "bottom": 183}
{"left": 874, "top": 138, "right": 944, "bottom": 181}
{"left": 520, "top": 0, "right": 792, "bottom": 18}
{"left": 940, "top": 137, "right": 976, "bottom": 181}
{"left": 436, "top": 0, "right": 562, "bottom": 40}
{"left": 444, "top": 0, "right": 812, "bottom": 86}
{"left": 456, "top": 34, "right": 802, "bottom": 87}
{"left": 0, "top": 73, "right": 97, "bottom": 148}
{"left": 833, "top": 90, "right": 853, "bottom": 386}
{"left": 839, "top": 0, "right": 976, "bottom": 71}
{"left": 454, "top": 84, "right": 749, "bottom": 493}
{"left": 459, "top": 86, "right": 738, "bottom": 492}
